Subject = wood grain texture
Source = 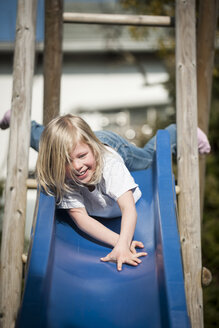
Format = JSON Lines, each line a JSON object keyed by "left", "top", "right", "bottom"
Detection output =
{"left": 0, "top": 1, "right": 37, "bottom": 327}
{"left": 43, "top": 0, "right": 63, "bottom": 125}
{"left": 176, "top": 0, "right": 203, "bottom": 326}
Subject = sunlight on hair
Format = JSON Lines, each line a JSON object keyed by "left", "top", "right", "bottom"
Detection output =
{"left": 36, "top": 114, "right": 106, "bottom": 202}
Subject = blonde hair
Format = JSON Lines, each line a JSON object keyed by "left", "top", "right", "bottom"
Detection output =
{"left": 36, "top": 114, "right": 106, "bottom": 202}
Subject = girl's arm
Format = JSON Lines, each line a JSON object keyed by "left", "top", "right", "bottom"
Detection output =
{"left": 100, "top": 190, "right": 147, "bottom": 271}
{"left": 117, "top": 190, "right": 137, "bottom": 245}
{"left": 68, "top": 191, "right": 147, "bottom": 271}
{"left": 68, "top": 207, "right": 120, "bottom": 247}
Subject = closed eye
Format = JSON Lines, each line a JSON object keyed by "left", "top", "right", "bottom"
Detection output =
{"left": 78, "top": 153, "right": 87, "bottom": 158}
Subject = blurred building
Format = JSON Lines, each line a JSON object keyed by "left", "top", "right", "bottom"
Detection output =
{"left": 0, "top": 0, "right": 175, "bottom": 180}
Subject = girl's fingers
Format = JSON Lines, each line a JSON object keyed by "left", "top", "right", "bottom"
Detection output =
{"left": 118, "top": 258, "right": 140, "bottom": 270}
{"left": 137, "top": 242, "right": 144, "bottom": 248}
{"left": 126, "top": 259, "right": 138, "bottom": 266}
{"left": 131, "top": 241, "right": 144, "bottom": 253}
{"left": 134, "top": 257, "right": 142, "bottom": 264}
{"left": 100, "top": 254, "right": 112, "bottom": 262}
{"left": 130, "top": 245, "right": 137, "bottom": 254}
{"left": 116, "top": 255, "right": 144, "bottom": 269}
{"left": 135, "top": 251, "right": 147, "bottom": 258}
{"left": 131, "top": 241, "right": 145, "bottom": 254}
{"left": 117, "top": 260, "right": 123, "bottom": 271}
{"left": 101, "top": 250, "right": 147, "bottom": 271}
{"left": 133, "top": 241, "right": 144, "bottom": 248}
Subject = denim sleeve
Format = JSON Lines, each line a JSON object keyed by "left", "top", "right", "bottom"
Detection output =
{"left": 31, "top": 121, "right": 45, "bottom": 151}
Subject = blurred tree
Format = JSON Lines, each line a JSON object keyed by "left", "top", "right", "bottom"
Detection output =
{"left": 202, "top": 64, "right": 219, "bottom": 328}
{"left": 119, "top": 0, "right": 175, "bottom": 47}
{"left": 120, "top": 0, "right": 176, "bottom": 104}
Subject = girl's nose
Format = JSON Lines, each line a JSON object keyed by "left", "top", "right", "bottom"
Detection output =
{"left": 73, "top": 159, "right": 83, "bottom": 171}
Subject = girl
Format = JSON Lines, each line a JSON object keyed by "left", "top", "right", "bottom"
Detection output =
{"left": 0, "top": 111, "right": 211, "bottom": 270}
{"left": 36, "top": 114, "right": 148, "bottom": 271}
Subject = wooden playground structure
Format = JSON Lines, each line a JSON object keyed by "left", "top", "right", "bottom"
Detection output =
{"left": 0, "top": 0, "right": 218, "bottom": 327}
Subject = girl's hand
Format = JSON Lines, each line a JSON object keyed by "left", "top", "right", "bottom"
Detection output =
{"left": 100, "top": 242, "right": 147, "bottom": 271}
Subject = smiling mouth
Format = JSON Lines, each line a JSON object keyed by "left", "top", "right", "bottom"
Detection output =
{"left": 76, "top": 169, "right": 88, "bottom": 178}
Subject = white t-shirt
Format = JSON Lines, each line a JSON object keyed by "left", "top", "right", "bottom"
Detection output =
{"left": 57, "top": 146, "right": 142, "bottom": 218}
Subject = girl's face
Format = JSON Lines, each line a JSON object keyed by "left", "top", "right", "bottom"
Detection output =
{"left": 66, "top": 142, "right": 96, "bottom": 184}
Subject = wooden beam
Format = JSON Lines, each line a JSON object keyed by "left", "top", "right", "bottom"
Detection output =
{"left": 43, "top": 0, "right": 63, "bottom": 125}
{"left": 197, "top": 0, "right": 219, "bottom": 217}
{"left": 175, "top": 0, "right": 203, "bottom": 327}
{"left": 26, "top": 179, "right": 38, "bottom": 189}
{"left": 0, "top": 0, "right": 37, "bottom": 327}
{"left": 63, "top": 12, "right": 174, "bottom": 27}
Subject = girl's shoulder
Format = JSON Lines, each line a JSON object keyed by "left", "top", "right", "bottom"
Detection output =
{"left": 103, "top": 145, "right": 124, "bottom": 163}
{"left": 101, "top": 146, "right": 141, "bottom": 202}
{"left": 102, "top": 146, "right": 129, "bottom": 182}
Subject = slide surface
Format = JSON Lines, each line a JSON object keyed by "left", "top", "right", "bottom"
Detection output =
{"left": 16, "top": 130, "right": 190, "bottom": 328}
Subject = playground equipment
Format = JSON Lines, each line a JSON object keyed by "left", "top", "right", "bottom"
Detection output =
{"left": 16, "top": 131, "right": 190, "bottom": 328}
{"left": 0, "top": 0, "right": 218, "bottom": 327}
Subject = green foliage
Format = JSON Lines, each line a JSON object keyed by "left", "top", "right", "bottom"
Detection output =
{"left": 202, "top": 68, "right": 219, "bottom": 327}
{"left": 120, "top": 0, "right": 175, "bottom": 41}
{"left": 120, "top": 0, "right": 175, "bottom": 16}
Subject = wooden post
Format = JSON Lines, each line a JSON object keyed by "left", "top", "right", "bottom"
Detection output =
{"left": 197, "top": 0, "right": 219, "bottom": 216}
{"left": 0, "top": 0, "right": 37, "bottom": 327}
{"left": 43, "top": 0, "right": 63, "bottom": 125}
{"left": 175, "top": 0, "right": 203, "bottom": 327}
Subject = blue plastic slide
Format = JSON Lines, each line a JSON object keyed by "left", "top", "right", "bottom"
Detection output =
{"left": 16, "top": 130, "right": 190, "bottom": 328}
